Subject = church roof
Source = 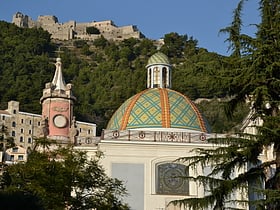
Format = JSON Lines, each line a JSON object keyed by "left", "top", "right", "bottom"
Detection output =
{"left": 106, "top": 88, "right": 211, "bottom": 133}
{"left": 146, "top": 52, "right": 171, "bottom": 68}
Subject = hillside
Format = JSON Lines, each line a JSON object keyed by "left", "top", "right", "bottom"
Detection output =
{"left": 0, "top": 21, "right": 249, "bottom": 134}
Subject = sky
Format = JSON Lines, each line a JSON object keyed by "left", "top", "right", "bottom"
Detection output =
{"left": 1, "top": 0, "right": 261, "bottom": 55}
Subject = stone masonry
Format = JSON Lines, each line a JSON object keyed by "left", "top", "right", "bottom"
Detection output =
{"left": 12, "top": 12, "right": 145, "bottom": 41}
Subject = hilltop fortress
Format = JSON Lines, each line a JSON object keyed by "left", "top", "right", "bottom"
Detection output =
{"left": 12, "top": 12, "right": 145, "bottom": 41}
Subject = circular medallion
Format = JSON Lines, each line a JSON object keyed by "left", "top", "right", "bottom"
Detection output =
{"left": 53, "top": 115, "right": 67, "bottom": 128}
{"left": 163, "top": 167, "right": 184, "bottom": 189}
{"left": 157, "top": 163, "right": 188, "bottom": 195}
{"left": 112, "top": 130, "right": 119, "bottom": 138}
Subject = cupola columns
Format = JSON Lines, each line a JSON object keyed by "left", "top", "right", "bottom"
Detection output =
{"left": 146, "top": 52, "right": 172, "bottom": 89}
{"left": 147, "top": 65, "right": 171, "bottom": 89}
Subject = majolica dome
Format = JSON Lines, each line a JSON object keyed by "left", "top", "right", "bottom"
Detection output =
{"left": 106, "top": 88, "right": 211, "bottom": 133}
{"left": 106, "top": 52, "right": 211, "bottom": 133}
{"left": 146, "top": 52, "right": 171, "bottom": 67}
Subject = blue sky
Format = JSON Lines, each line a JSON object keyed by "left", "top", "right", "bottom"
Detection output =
{"left": 1, "top": 0, "right": 260, "bottom": 55}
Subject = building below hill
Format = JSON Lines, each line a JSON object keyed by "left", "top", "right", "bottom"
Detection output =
{"left": 0, "top": 52, "right": 266, "bottom": 209}
{"left": 0, "top": 58, "right": 98, "bottom": 153}
{"left": 12, "top": 12, "right": 145, "bottom": 41}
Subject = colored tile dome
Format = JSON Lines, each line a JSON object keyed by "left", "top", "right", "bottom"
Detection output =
{"left": 146, "top": 52, "right": 171, "bottom": 67}
{"left": 106, "top": 88, "right": 211, "bottom": 133}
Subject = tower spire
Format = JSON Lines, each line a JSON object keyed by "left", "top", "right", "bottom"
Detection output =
{"left": 52, "top": 58, "right": 66, "bottom": 91}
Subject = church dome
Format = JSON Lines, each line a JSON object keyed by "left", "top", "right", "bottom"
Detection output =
{"left": 106, "top": 88, "right": 211, "bottom": 133}
{"left": 146, "top": 52, "right": 170, "bottom": 67}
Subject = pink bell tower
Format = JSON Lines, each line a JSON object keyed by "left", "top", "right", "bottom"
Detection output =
{"left": 40, "top": 58, "right": 76, "bottom": 144}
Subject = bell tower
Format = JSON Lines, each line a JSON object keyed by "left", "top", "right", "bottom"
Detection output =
{"left": 40, "top": 58, "right": 76, "bottom": 144}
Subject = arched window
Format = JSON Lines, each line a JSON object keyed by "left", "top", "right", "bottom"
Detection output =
{"left": 12, "top": 121, "right": 16, "bottom": 127}
{"left": 162, "top": 67, "right": 167, "bottom": 88}
{"left": 153, "top": 67, "right": 160, "bottom": 88}
{"left": 156, "top": 162, "right": 189, "bottom": 195}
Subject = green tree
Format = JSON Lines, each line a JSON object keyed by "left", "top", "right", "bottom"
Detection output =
{"left": 92, "top": 35, "right": 109, "bottom": 49}
{"left": 0, "top": 144, "right": 129, "bottom": 210}
{"left": 161, "top": 32, "right": 198, "bottom": 59}
{"left": 86, "top": 26, "right": 100, "bottom": 35}
{"left": 0, "top": 125, "right": 15, "bottom": 151}
{"left": 219, "top": 0, "right": 244, "bottom": 57}
{"left": 173, "top": 0, "right": 280, "bottom": 209}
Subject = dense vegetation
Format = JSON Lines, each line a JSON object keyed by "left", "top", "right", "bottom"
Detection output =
{"left": 0, "top": 138, "right": 128, "bottom": 210}
{"left": 175, "top": 0, "right": 280, "bottom": 209}
{"left": 0, "top": 21, "right": 248, "bottom": 134}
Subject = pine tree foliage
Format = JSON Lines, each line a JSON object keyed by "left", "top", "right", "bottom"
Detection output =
{"left": 173, "top": 0, "right": 280, "bottom": 209}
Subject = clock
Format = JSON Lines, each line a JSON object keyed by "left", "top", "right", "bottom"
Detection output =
{"left": 156, "top": 163, "right": 189, "bottom": 195}
{"left": 163, "top": 167, "right": 184, "bottom": 189}
{"left": 53, "top": 115, "right": 68, "bottom": 128}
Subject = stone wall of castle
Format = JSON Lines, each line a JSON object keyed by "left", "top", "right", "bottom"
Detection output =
{"left": 12, "top": 12, "right": 144, "bottom": 41}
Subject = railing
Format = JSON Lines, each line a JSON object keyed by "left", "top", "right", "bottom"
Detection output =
{"left": 101, "top": 129, "right": 225, "bottom": 143}
{"left": 75, "top": 136, "right": 100, "bottom": 146}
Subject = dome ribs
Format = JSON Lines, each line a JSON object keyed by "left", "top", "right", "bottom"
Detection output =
{"left": 177, "top": 92, "right": 208, "bottom": 133}
{"left": 120, "top": 89, "right": 149, "bottom": 130}
{"left": 159, "top": 88, "right": 171, "bottom": 128}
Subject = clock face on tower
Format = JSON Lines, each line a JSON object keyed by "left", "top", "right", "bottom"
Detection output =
{"left": 53, "top": 114, "right": 68, "bottom": 128}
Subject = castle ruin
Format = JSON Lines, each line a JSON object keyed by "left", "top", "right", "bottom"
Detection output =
{"left": 12, "top": 12, "right": 145, "bottom": 41}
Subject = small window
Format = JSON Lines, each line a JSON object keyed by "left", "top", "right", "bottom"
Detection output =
{"left": 28, "top": 138, "right": 32, "bottom": 144}
{"left": 11, "top": 131, "right": 15, "bottom": 137}
{"left": 29, "top": 130, "right": 32, "bottom": 134}
{"left": 29, "top": 120, "right": 32, "bottom": 125}
{"left": 88, "top": 130, "right": 91, "bottom": 134}
{"left": 80, "top": 128, "right": 82, "bottom": 133}
{"left": 38, "top": 121, "right": 41, "bottom": 126}
{"left": 162, "top": 67, "right": 167, "bottom": 88}
{"left": 12, "top": 122, "right": 16, "bottom": 127}
{"left": 12, "top": 147, "right": 18, "bottom": 153}
{"left": 18, "top": 155, "right": 24, "bottom": 161}
{"left": 21, "top": 119, "right": 24, "bottom": 124}
{"left": 13, "top": 110, "right": 16, "bottom": 114}
{"left": 20, "top": 128, "right": 24, "bottom": 133}
{"left": 20, "top": 136, "right": 24, "bottom": 142}
{"left": 10, "top": 155, "right": 14, "bottom": 161}
{"left": 2, "top": 116, "right": 5, "bottom": 120}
